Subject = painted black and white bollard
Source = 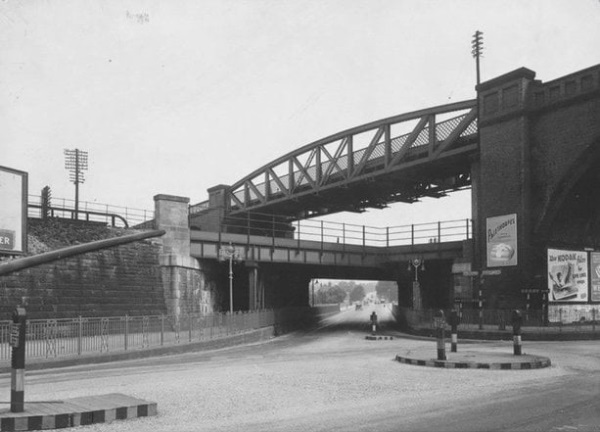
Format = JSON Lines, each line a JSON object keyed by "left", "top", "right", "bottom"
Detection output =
{"left": 10, "top": 306, "right": 27, "bottom": 413}
{"left": 449, "top": 309, "right": 459, "bottom": 353}
{"left": 434, "top": 309, "right": 446, "bottom": 361}
{"left": 370, "top": 311, "right": 378, "bottom": 335}
{"left": 512, "top": 309, "right": 522, "bottom": 356}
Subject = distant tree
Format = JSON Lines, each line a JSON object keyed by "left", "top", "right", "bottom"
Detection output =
{"left": 336, "top": 280, "right": 356, "bottom": 295}
{"left": 349, "top": 284, "right": 366, "bottom": 302}
{"left": 375, "top": 281, "right": 398, "bottom": 302}
{"left": 327, "top": 286, "right": 347, "bottom": 304}
{"left": 315, "top": 285, "right": 347, "bottom": 304}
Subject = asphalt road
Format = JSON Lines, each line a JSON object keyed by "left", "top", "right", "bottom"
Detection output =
{"left": 1, "top": 305, "right": 599, "bottom": 432}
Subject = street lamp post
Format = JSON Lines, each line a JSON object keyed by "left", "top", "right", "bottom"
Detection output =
{"left": 409, "top": 258, "right": 425, "bottom": 282}
{"left": 408, "top": 258, "right": 425, "bottom": 310}
{"left": 311, "top": 279, "right": 319, "bottom": 307}
{"left": 219, "top": 243, "right": 240, "bottom": 314}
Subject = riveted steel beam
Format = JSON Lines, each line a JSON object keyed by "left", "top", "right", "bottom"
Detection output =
{"left": 226, "top": 99, "right": 477, "bottom": 215}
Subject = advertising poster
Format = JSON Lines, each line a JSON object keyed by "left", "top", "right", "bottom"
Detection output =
{"left": 547, "top": 249, "right": 588, "bottom": 302}
{"left": 0, "top": 166, "right": 28, "bottom": 254}
{"left": 486, "top": 213, "right": 517, "bottom": 267}
{"left": 591, "top": 252, "right": 600, "bottom": 302}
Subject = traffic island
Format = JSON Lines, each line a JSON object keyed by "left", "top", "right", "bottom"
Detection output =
{"left": 365, "top": 335, "right": 394, "bottom": 341}
{"left": 0, "top": 393, "right": 157, "bottom": 431}
{"left": 395, "top": 347, "right": 551, "bottom": 370}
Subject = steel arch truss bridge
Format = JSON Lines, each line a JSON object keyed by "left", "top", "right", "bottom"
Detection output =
{"left": 228, "top": 100, "right": 478, "bottom": 218}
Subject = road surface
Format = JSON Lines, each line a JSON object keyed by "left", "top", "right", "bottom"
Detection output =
{"left": 1, "top": 305, "right": 598, "bottom": 431}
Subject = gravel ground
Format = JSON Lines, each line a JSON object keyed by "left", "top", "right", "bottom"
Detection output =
{"left": 2, "top": 306, "right": 595, "bottom": 432}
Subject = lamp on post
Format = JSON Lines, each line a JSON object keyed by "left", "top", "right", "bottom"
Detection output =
{"left": 219, "top": 243, "right": 240, "bottom": 314}
{"left": 408, "top": 258, "right": 425, "bottom": 310}
{"left": 408, "top": 258, "right": 425, "bottom": 281}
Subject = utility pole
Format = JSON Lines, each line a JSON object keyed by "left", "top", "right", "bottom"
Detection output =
{"left": 64, "top": 149, "right": 88, "bottom": 220}
{"left": 471, "top": 30, "right": 484, "bottom": 326}
{"left": 472, "top": 30, "right": 484, "bottom": 86}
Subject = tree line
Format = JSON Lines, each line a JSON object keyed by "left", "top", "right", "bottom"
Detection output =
{"left": 313, "top": 280, "right": 398, "bottom": 305}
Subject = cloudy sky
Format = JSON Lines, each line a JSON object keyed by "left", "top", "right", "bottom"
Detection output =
{"left": 1, "top": 0, "right": 599, "bottom": 227}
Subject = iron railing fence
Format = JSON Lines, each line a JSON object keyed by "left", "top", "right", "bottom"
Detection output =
{"left": 28, "top": 195, "right": 154, "bottom": 228}
{"left": 0, "top": 309, "right": 284, "bottom": 363}
{"left": 219, "top": 211, "right": 472, "bottom": 248}
{"left": 397, "top": 307, "right": 600, "bottom": 334}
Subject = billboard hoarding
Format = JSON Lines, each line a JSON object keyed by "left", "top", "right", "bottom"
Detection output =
{"left": 591, "top": 252, "right": 600, "bottom": 302}
{"left": 486, "top": 213, "right": 517, "bottom": 267}
{"left": 547, "top": 249, "right": 588, "bottom": 302}
{"left": 0, "top": 166, "right": 28, "bottom": 255}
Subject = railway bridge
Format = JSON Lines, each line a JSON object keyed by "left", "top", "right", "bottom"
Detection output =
{"left": 154, "top": 63, "right": 600, "bottom": 317}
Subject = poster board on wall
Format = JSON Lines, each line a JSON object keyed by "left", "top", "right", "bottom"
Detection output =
{"left": 0, "top": 166, "right": 28, "bottom": 255}
{"left": 591, "top": 252, "right": 600, "bottom": 302}
{"left": 486, "top": 213, "right": 517, "bottom": 267}
{"left": 547, "top": 249, "right": 588, "bottom": 302}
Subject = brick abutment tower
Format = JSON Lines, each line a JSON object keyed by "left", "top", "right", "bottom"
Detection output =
{"left": 473, "top": 64, "right": 600, "bottom": 313}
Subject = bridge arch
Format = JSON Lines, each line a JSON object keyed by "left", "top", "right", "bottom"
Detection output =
{"left": 225, "top": 99, "right": 477, "bottom": 219}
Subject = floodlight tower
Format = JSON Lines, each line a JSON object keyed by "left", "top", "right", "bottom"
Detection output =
{"left": 64, "top": 149, "right": 88, "bottom": 220}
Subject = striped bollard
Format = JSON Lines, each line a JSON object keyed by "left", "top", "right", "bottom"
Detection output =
{"left": 11, "top": 306, "right": 27, "bottom": 413}
{"left": 434, "top": 310, "right": 446, "bottom": 361}
{"left": 370, "top": 311, "right": 378, "bottom": 335}
{"left": 449, "top": 309, "right": 459, "bottom": 353}
{"left": 512, "top": 309, "right": 522, "bottom": 356}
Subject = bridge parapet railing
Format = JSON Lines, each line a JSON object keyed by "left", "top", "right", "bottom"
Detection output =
{"left": 219, "top": 212, "right": 472, "bottom": 248}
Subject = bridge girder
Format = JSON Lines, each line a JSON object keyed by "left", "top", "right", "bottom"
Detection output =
{"left": 227, "top": 99, "right": 478, "bottom": 219}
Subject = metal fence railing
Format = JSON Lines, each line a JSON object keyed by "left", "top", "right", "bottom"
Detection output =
{"left": 0, "top": 310, "right": 288, "bottom": 364}
{"left": 395, "top": 306, "right": 600, "bottom": 334}
{"left": 219, "top": 211, "right": 472, "bottom": 248}
{"left": 28, "top": 195, "right": 154, "bottom": 228}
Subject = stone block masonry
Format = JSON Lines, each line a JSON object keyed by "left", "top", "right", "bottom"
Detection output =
{"left": 0, "top": 220, "right": 167, "bottom": 319}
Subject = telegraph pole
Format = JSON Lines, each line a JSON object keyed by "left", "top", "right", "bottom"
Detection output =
{"left": 472, "top": 30, "right": 484, "bottom": 86}
{"left": 471, "top": 30, "right": 484, "bottom": 326}
{"left": 64, "top": 149, "right": 88, "bottom": 220}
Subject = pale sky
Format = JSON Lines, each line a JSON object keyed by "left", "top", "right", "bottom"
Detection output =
{"left": 1, "top": 0, "right": 599, "bottom": 228}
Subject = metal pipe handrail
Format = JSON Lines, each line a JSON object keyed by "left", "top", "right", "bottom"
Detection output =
{"left": 28, "top": 194, "right": 154, "bottom": 227}
{"left": 29, "top": 204, "right": 129, "bottom": 228}
{"left": 0, "top": 230, "right": 165, "bottom": 276}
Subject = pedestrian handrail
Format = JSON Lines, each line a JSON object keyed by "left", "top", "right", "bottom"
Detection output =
{"left": 0, "top": 310, "right": 288, "bottom": 364}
